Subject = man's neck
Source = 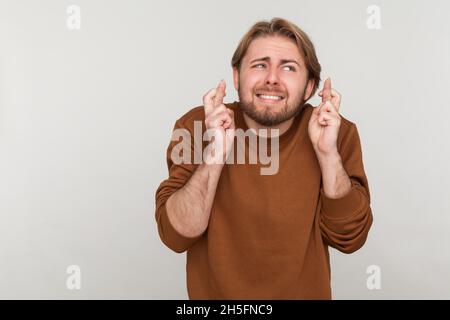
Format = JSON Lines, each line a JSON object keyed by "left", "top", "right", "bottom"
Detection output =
{"left": 242, "top": 112, "right": 294, "bottom": 138}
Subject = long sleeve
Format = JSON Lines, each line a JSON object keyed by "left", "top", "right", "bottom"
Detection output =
{"left": 319, "top": 122, "right": 373, "bottom": 254}
{"left": 155, "top": 118, "right": 204, "bottom": 253}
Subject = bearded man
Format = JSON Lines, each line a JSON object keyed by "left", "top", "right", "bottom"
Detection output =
{"left": 155, "top": 17, "right": 373, "bottom": 300}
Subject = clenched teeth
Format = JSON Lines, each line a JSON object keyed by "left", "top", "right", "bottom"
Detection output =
{"left": 257, "top": 94, "right": 283, "bottom": 100}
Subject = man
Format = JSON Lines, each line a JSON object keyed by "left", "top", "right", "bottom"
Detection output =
{"left": 155, "top": 17, "right": 373, "bottom": 299}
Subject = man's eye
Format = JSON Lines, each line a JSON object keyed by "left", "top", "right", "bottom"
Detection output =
{"left": 283, "top": 66, "right": 296, "bottom": 71}
{"left": 253, "top": 64, "right": 266, "bottom": 68}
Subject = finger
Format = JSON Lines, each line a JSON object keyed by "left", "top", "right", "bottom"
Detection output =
{"left": 329, "top": 88, "right": 341, "bottom": 111}
{"left": 203, "top": 87, "right": 217, "bottom": 116}
{"left": 208, "top": 106, "right": 233, "bottom": 128}
{"left": 208, "top": 104, "right": 228, "bottom": 118}
{"left": 322, "top": 77, "right": 332, "bottom": 102}
{"left": 318, "top": 111, "right": 335, "bottom": 125}
{"left": 226, "top": 109, "right": 235, "bottom": 129}
{"left": 216, "top": 112, "right": 232, "bottom": 129}
{"left": 208, "top": 111, "right": 232, "bottom": 129}
{"left": 315, "top": 100, "right": 326, "bottom": 115}
{"left": 319, "top": 107, "right": 338, "bottom": 119}
{"left": 318, "top": 93, "right": 340, "bottom": 114}
{"left": 322, "top": 100, "right": 338, "bottom": 114}
{"left": 213, "top": 80, "right": 226, "bottom": 107}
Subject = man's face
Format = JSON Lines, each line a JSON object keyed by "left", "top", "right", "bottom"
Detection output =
{"left": 233, "top": 35, "right": 314, "bottom": 127}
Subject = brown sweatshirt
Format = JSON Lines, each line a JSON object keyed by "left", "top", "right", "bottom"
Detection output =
{"left": 155, "top": 101, "right": 373, "bottom": 299}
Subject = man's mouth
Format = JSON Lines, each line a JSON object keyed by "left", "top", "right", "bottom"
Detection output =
{"left": 255, "top": 93, "right": 285, "bottom": 102}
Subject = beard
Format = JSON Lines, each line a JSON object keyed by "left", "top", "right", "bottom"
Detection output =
{"left": 238, "top": 82, "right": 308, "bottom": 127}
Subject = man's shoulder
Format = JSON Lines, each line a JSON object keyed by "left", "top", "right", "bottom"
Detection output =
{"left": 175, "top": 105, "right": 204, "bottom": 129}
{"left": 338, "top": 111, "right": 360, "bottom": 146}
{"left": 340, "top": 113, "right": 356, "bottom": 132}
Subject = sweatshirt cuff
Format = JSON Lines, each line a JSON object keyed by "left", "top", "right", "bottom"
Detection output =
{"left": 159, "top": 203, "right": 202, "bottom": 253}
{"left": 320, "top": 184, "right": 363, "bottom": 220}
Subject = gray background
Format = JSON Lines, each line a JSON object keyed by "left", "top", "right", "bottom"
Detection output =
{"left": 1, "top": 0, "right": 449, "bottom": 299}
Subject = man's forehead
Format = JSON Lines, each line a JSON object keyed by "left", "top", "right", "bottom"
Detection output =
{"left": 244, "top": 36, "right": 304, "bottom": 63}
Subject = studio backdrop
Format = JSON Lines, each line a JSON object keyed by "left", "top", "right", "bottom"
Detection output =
{"left": 1, "top": 0, "right": 449, "bottom": 299}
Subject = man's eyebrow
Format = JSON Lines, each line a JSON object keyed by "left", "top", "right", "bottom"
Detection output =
{"left": 250, "top": 57, "right": 271, "bottom": 64}
{"left": 249, "top": 57, "right": 301, "bottom": 66}
{"left": 280, "top": 59, "right": 301, "bottom": 66}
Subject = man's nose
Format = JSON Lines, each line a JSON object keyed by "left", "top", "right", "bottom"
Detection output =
{"left": 265, "top": 67, "right": 280, "bottom": 85}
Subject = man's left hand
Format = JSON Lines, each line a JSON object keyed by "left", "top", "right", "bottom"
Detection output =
{"left": 308, "top": 77, "right": 342, "bottom": 158}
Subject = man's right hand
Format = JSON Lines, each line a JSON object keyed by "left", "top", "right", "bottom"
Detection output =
{"left": 203, "top": 80, "right": 235, "bottom": 164}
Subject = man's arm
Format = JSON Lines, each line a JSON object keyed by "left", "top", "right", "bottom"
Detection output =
{"left": 309, "top": 79, "right": 372, "bottom": 254}
{"left": 316, "top": 153, "right": 352, "bottom": 199}
{"left": 319, "top": 123, "right": 373, "bottom": 254}
{"left": 165, "top": 163, "right": 224, "bottom": 238}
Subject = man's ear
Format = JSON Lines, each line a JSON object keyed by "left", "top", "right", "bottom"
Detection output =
{"left": 303, "top": 78, "right": 315, "bottom": 101}
{"left": 233, "top": 67, "right": 239, "bottom": 91}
